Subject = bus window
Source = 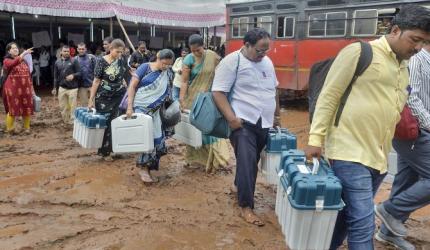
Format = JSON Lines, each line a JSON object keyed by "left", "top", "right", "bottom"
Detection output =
{"left": 253, "top": 4, "right": 272, "bottom": 11}
{"left": 232, "top": 6, "right": 249, "bottom": 13}
{"left": 257, "top": 16, "right": 273, "bottom": 34}
{"left": 326, "top": 12, "right": 347, "bottom": 36}
{"left": 240, "top": 17, "right": 249, "bottom": 36}
{"left": 309, "top": 12, "right": 346, "bottom": 37}
{"left": 277, "top": 17, "right": 295, "bottom": 38}
{"left": 352, "top": 9, "right": 377, "bottom": 36}
{"left": 276, "top": 3, "right": 296, "bottom": 10}
{"left": 308, "top": 0, "right": 347, "bottom": 7}
{"left": 376, "top": 9, "right": 396, "bottom": 35}
{"left": 231, "top": 17, "right": 249, "bottom": 38}
{"left": 309, "top": 13, "right": 326, "bottom": 36}
{"left": 232, "top": 18, "right": 240, "bottom": 37}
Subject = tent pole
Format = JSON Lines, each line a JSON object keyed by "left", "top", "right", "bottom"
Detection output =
{"left": 11, "top": 14, "right": 15, "bottom": 40}
{"left": 49, "top": 16, "right": 54, "bottom": 55}
{"left": 90, "top": 21, "right": 94, "bottom": 42}
{"left": 214, "top": 26, "right": 217, "bottom": 47}
{"left": 115, "top": 15, "right": 136, "bottom": 52}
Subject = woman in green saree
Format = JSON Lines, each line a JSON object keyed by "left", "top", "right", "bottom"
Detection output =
{"left": 179, "top": 34, "right": 230, "bottom": 173}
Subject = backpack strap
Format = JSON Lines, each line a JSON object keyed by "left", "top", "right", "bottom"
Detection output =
{"left": 334, "top": 41, "right": 373, "bottom": 127}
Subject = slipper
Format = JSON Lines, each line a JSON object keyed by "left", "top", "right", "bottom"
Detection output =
{"left": 139, "top": 169, "right": 157, "bottom": 184}
{"left": 229, "top": 184, "right": 238, "bottom": 195}
{"left": 103, "top": 155, "right": 114, "bottom": 162}
{"left": 241, "top": 209, "right": 265, "bottom": 227}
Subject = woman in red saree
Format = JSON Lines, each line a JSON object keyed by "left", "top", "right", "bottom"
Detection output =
{"left": 2, "top": 42, "right": 34, "bottom": 134}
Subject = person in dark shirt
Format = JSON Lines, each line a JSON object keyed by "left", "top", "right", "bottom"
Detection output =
{"left": 75, "top": 42, "right": 96, "bottom": 107}
{"left": 52, "top": 45, "right": 81, "bottom": 124}
{"left": 129, "top": 41, "right": 151, "bottom": 69}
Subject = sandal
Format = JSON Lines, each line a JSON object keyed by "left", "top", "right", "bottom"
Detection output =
{"left": 240, "top": 208, "right": 265, "bottom": 227}
{"left": 138, "top": 169, "right": 156, "bottom": 184}
{"left": 103, "top": 155, "right": 114, "bottom": 162}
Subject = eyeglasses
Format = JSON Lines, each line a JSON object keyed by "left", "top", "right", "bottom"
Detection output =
{"left": 254, "top": 47, "right": 270, "bottom": 55}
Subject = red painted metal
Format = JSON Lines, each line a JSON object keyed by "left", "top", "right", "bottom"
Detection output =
{"left": 226, "top": 38, "right": 369, "bottom": 90}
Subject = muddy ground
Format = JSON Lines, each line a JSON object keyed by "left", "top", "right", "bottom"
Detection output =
{"left": 0, "top": 93, "right": 429, "bottom": 250}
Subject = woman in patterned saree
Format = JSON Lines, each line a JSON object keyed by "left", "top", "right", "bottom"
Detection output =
{"left": 179, "top": 34, "right": 230, "bottom": 173}
{"left": 88, "top": 39, "right": 127, "bottom": 161}
{"left": 126, "top": 49, "right": 175, "bottom": 183}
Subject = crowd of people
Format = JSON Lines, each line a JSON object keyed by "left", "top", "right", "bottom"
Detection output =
{"left": 1, "top": 4, "right": 430, "bottom": 250}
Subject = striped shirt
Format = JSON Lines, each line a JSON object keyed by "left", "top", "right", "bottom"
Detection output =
{"left": 408, "top": 49, "right": 430, "bottom": 130}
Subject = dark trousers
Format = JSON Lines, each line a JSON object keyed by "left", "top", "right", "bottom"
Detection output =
{"left": 381, "top": 130, "right": 430, "bottom": 235}
{"left": 40, "top": 66, "right": 51, "bottom": 86}
{"left": 229, "top": 119, "right": 268, "bottom": 209}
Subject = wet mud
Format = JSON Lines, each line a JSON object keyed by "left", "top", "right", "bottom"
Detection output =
{"left": 0, "top": 94, "right": 428, "bottom": 250}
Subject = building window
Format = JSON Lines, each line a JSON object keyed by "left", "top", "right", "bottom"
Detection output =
{"left": 257, "top": 16, "right": 273, "bottom": 34}
{"left": 352, "top": 9, "right": 377, "bottom": 36}
{"left": 277, "top": 17, "right": 295, "bottom": 38}
{"left": 308, "top": 12, "right": 346, "bottom": 37}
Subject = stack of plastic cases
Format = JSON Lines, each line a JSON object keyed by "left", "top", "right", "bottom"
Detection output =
{"left": 73, "top": 108, "right": 88, "bottom": 141}
{"left": 275, "top": 149, "right": 306, "bottom": 222}
{"left": 261, "top": 128, "right": 297, "bottom": 186}
{"left": 111, "top": 113, "right": 154, "bottom": 153}
{"left": 72, "top": 108, "right": 107, "bottom": 149}
{"left": 82, "top": 112, "right": 107, "bottom": 148}
{"left": 173, "top": 112, "right": 202, "bottom": 148}
{"left": 279, "top": 157, "right": 343, "bottom": 250}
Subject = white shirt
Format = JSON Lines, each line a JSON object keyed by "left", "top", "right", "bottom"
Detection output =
{"left": 408, "top": 48, "right": 430, "bottom": 130}
{"left": 39, "top": 51, "right": 50, "bottom": 68}
{"left": 172, "top": 57, "right": 184, "bottom": 88}
{"left": 212, "top": 50, "right": 278, "bottom": 128}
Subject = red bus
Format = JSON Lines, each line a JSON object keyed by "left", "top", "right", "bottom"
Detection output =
{"left": 225, "top": 0, "right": 430, "bottom": 99}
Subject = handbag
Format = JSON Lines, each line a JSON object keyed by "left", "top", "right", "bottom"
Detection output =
{"left": 394, "top": 105, "right": 419, "bottom": 140}
{"left": 119, "top": 63, "right": 150, "bottom": 111}
{"left": 189, "top": 50, "right": 241, "bottom": 138}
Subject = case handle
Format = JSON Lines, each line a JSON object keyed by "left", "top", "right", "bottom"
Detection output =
{"left": 312, "top": 157, "right": 320, "bottom": 175}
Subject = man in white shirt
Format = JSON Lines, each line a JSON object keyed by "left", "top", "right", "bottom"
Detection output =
{"left": 39, "top": 46, "right": 51, "bottom": 87}
{"left": 171, "top": 48, "right": 189, "bottom": 101}
{"left": 212, "top": 28, "right": 280, "bottom": 226}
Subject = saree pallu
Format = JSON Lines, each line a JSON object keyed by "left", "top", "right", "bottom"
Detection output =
{"left": 184, "top": 50, "right": 230, "bottom": 173}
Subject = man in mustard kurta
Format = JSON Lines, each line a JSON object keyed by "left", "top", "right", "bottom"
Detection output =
{"left": 305, "top": 5, "right": 430, "bottom": 250}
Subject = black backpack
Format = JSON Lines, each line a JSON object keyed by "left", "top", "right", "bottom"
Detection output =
{"left": 308, "top": 41, "right": 373, "bottom": 126}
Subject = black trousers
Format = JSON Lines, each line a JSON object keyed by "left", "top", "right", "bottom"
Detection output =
{"left": 229, "top": 119, "right": 268, "bottom": 209}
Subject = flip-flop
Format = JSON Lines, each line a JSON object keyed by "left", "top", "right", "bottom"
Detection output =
{"left": 139, "top": 170, "right": 156, "bottom": 184}
{"left": 241, "top": 210, "right": 265, "bottom": 227}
